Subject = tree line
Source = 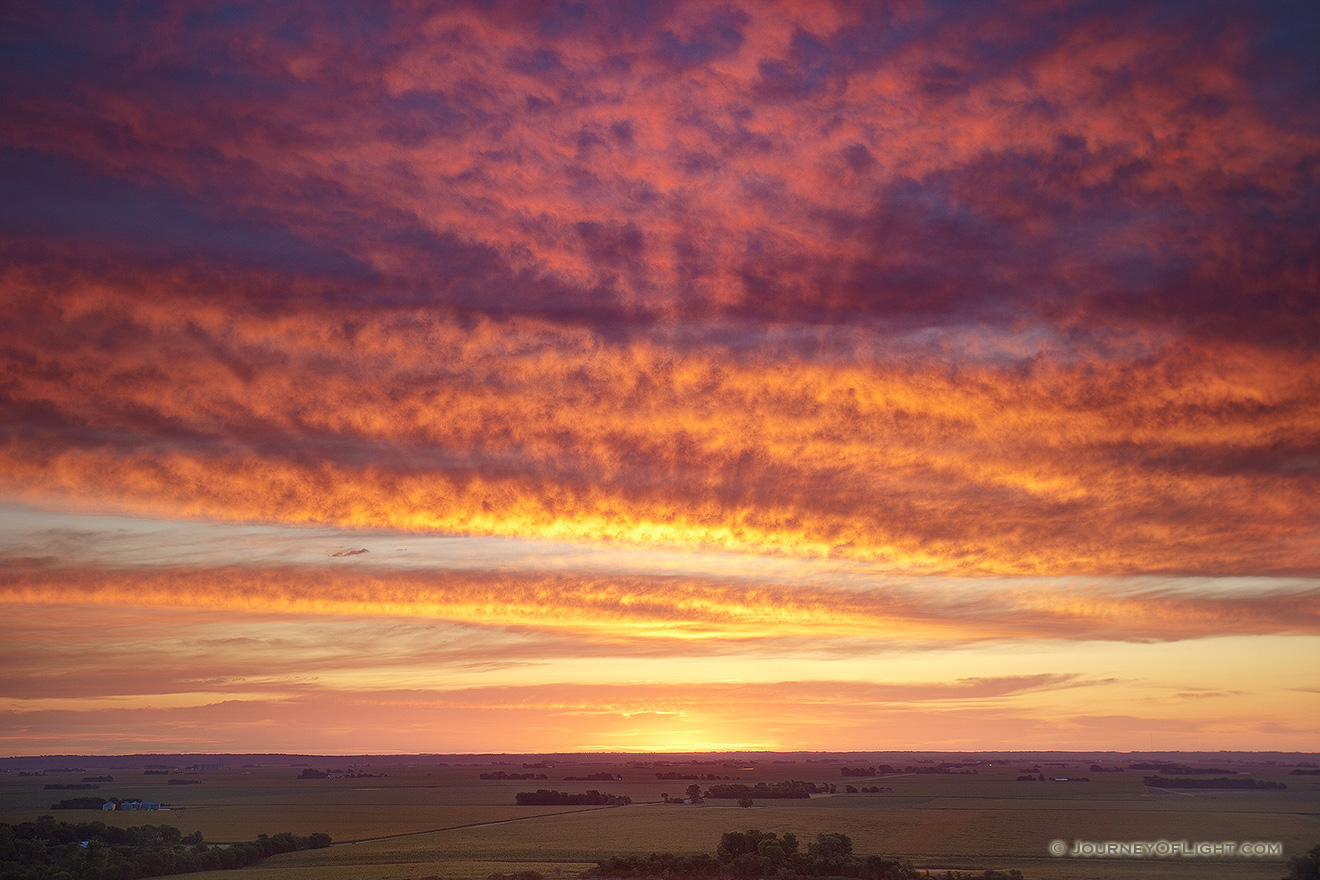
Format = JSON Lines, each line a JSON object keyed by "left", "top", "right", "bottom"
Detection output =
{"left": 0, "top": 815, "right": 331, "bottom": 880}
{"left": 587, "top": 829, "right": 1023, "bottom": 880}
{"left": 841, "top": 764, "right": 977, "bottom": 777}
{"left": 1142, "top": 775, "right": 1286, "bottom": 790}
{"left": 704, "top": 781, "right": 828, "bottom": 799}
{"left": 515, "top": 789, "right": 632, "bottom": 806}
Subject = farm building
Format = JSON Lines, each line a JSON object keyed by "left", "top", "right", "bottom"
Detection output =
{"left": 115, "top": 801, "right": 161, "bottom": 811}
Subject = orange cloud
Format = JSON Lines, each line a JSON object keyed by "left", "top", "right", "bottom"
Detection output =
{"left": 3, "top": 0, "right": 1318, "bottom": 755}
{"left": 3, "top": 276, "right": 1317, "bottom": 575}
{"left": 3, "top": 669, "right": 1313, "bottom": 754}
{"left": 3, "top": 560, "right": 1317, "bottom": 644}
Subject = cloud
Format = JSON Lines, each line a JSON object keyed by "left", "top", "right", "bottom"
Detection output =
{"left": 0, "top": 675, "right": 1302, "bottom": 755}
{"left": 1172, "top": 690, "right": 1244, "bottom": 701}
{"left": 2, "top": 0, "right": 1318, "bottom": 754}
{"left": 2, "top": 560, "right": 1316, "bottom": 644}
{"left": 2, "top": 1, "right": 1314, "bottom": 337}
{"left": 1, "top": 584, "right": 1313, "bottom": 753}
{"left": 1, "top": 292, "right": 1316, "bottom": 574}
{"left": 4, "top": 0, "right": 1319, "bottom": 574}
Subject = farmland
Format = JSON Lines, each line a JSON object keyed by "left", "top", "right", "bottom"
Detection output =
{"left": 2, "top": 752, "right": 1317, "bottom": 880}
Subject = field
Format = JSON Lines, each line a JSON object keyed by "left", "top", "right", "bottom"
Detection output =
{"left": 3, "top": 752, "right": 1317, "bottom": 880}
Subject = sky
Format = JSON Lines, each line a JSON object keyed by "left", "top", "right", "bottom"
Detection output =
{"left": 1, "top": 0, "right": 1318, "bottom": 756}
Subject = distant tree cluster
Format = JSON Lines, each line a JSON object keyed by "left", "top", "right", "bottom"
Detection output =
{"left": 21, "top": 768, "right": 85, "bottom": 776}
{"left": 660, "top": 784, "right": 708, "bottom": 803}
{"left": 296, "top": 768, "right": 381, "bottom": 779}
{"left": 1282, "top": 842, "right": 1320, "bottom": 880}
{"left": 0, "top": 815, "right": 330, "bottom": 880}
{"left": 563, "top": 773, "right": 621, "bottom": 781}
{"left": 50, "top": 798, "right": 115, "bottom": 810}
{"left": 842, "top": 764, "right": 976, "bottom": 778}
{"left": 1015, "top": 775, "right": 1089, "bottom": 783}
{"left": 488, "top": 871, "right": 544, "bottom": 880}
{"left": 1143, "top": 775, "right": 1285, "bottom": 790}
{"left": 514, "top": 789, "right": 631, "bottom": 806}
{"left": 587, "top": 829, "right": 1023, "bottom": 880}
{"left": 44, "top": 784, "right": 101, "bottom": 791}
{"left": 480, "top": 771, "right": 548, "bottom": 780}
{"left": 1128, "top": 762, "right": 1238, "bottom": 774}
{"left": 704, "top": 781, "right": 829, "bottom": 799}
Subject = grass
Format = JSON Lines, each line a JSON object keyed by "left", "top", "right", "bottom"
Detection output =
{"left": 2, "top": 755, "right": 1316, "bottom": 879}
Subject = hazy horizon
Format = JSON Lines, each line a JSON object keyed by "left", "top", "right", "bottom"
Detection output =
{"left": 6, "top": 748, "right": 1318, "bottom": 762}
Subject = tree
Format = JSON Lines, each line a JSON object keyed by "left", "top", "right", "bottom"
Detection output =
{"left": 686, "top": 783, "right": 702, "bottom": 800}
{"left": 1284, "top": 843, "right": 1320, "bottom": 880}
{"left": 757, "top": 838, "right": 785, "bottom": 863}
{"left": 808, "top": 832, "right": 854, "bottom": 872}
{"left": 737, "top": 798, "right": 753, "bottom": 809}
{"left": 717, "top": 831, "right": 755, "bottom": 860}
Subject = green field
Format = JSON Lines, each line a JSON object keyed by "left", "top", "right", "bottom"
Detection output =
{"left": 3, "top": 753, "right": 1317, "bottom": 880}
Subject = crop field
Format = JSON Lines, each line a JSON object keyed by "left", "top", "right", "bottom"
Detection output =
{"left": 2, "top": 753, "right": 1317, "bottom": 880}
